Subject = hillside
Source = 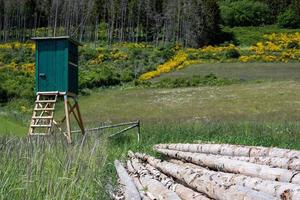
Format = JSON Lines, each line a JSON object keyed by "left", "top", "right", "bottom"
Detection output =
{"left": 1, "top": 0, "right": 300, "bottom": 198}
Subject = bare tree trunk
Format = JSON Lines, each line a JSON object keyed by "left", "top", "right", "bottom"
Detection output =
{"left": 128, "top": 155, "right": 210, "bottom": 200}
{"left": 155, "top": 148, "right": 300, "bottom": 184}
{"left": 225, "top": 155, "right": 300, "bottom": 171}
{"left": 53, "top": 0, "right": 59, "bottom": 37}
{"left": 134, "top": 153, "right": 276, "bottom": 200}
{"left": 168, "top": 159, "right": 300, "bottom": 200}
{"left": 114, "top": 160, "right": 141, "bottom": 200}
{"left": 127, "top": 158, "right": 181, "bottom": 200}
{"left": 127, "top": 160, "right": 152, "bottom": 200}
{"left": 154, "top": 143, "right": 300, "bottom": 159}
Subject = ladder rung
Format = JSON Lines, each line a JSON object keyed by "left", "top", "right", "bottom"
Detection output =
{"left": 32, "top": 116, "right": 53, "bottom": 119}
{"left": 31, "top": 124, "right": 52, "bottom": 128}
{"left": 36, "top": 100, "right": 57, "bottom": 103}
{"left": 34, "top": 108, "right": 55, "bottom": 111}
{"left": 29, "top": 133, "right": 50, "bottom": 136}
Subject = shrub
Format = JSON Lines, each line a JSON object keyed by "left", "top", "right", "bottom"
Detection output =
{"left": 0, "top": 86, "right": 8, "bottom": 103}
{"left": 287, "top": 41, "right": 300, "bottom": 49}
{"left": 0, "top": 50, "right": 14, "bottom": 64}
{"left": 79, "top": 65, "right": 121, "bottom": 89}
{"left": 120, "top": 68, "right": 135, "bottom": 82}
{"left": 0, "top": 67, "right": 34, "bottom": 102}
{"left": 220, "top": 0, "right": 271, "bottom": 27}
{"left": 224, "top": 48, "right": 241, "bottom": 59}
{"left": 277, "top": 8, "right": 300, "bottom": 29}
{"left": 79, "top": 47, "right": 98, "bottom": 62}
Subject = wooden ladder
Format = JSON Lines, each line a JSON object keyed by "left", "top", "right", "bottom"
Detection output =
{"left": 28, "top": 92, "right": 58, "bottom": 136}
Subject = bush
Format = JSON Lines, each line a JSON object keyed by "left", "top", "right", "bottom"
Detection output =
{"left": 0, "top": 67, "right": 34, "bottom": 102}
{"left": 224, "top": 48, "right": 241, "bottom": 59}
{"left": 220, "top": 0, "right": 271, "bottom": 27}
{"left": 79, "top": 65, "right": 121, "bottom": 89}
{"left": 79, "top": 47, "right": 98, "bottom": 62}
{"left": 277, "top": 8, "right": 300, "bottom": 29}
{"left": 0, "top": 86, "right": 8, "bottom": 103}
{"left": 287, "top": 41, "right": 300, "bottom": 49}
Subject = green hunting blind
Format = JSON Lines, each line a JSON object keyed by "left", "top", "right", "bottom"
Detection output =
{"left": 29, "top": 37, "right": 85, "bottom": 143}
{"left": 33, "top": 36, "right": 80, "bottom": 94}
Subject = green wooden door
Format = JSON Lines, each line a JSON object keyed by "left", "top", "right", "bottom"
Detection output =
{"left": 38, "top": 40, "right": 57, "bottom": 91}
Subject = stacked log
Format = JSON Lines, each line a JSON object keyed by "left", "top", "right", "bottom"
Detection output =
{"left": 114, "top": 143, "right": 300, "bottom": 200}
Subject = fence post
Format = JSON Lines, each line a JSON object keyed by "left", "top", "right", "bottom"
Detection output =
{"left": 137, "top": 120, "right": 140, "bottom": 143}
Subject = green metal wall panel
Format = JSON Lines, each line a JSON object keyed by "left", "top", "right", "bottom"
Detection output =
{"left": 55, "top": 40, "right": 68, "bottom": 92}
{"left": 68, "top": 41, "right": 78, "bottom": 94}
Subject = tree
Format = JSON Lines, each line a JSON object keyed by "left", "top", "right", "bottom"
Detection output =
{"left": 0, "top": 0, "right": 223, "bottom": 47}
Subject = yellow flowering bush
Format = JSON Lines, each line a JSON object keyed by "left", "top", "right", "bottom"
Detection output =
{"left": 20, "top": 63, "right": 35, "bottom": 74}
{"left": 90, "top": 54, "right": 105, "bottom": 64}
{"left": 178, "top": 60, "right": 203, "bottom": 70}
{"left": 110, "top": 51, "right": 129, "bottom": 61}
{"left": 7, "top": 62, "right": 35, "bottom": 74}
{"left": 0, "top": 42, "right": 35, "bottom": 51}
{"left": 139, "top": 50, "right": 188, "bottom": 80}
{"left": 115, "top": 42, "right": 150, "bottom": 49}
{"left": 265, "top": 33, "right": 300, "bottom": 48}
{"left": 186, "top": 44, "right": 241, "bottom": 61}
{"left": 245, "top": 32, "right": 300, "bottom": 62}
{"left": 200, "top": 44, "right": 238, "bottom": 53}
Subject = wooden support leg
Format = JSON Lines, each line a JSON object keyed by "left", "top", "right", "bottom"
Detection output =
{"left": 64, "top": 95, "right": 72, "bottom": 144}
{"left": 74, "top": 98, "right": 85, "bottom": 135}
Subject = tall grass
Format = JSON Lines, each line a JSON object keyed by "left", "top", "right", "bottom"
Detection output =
{"left": 1, "top": 121, "right": 300, "bottom": 199}
{"left": 0, "top": 134, "right": 108, "bottom": 199}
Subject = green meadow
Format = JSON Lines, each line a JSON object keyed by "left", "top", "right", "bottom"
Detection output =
{"left": 1, "top": 61, "right": 300, "bottom": 199}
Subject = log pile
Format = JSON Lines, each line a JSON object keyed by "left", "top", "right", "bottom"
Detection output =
{"left": 114, "top": 143, "right": 300, "bottom": 200}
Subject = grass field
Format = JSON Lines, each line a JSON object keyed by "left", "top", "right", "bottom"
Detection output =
{"left": 71, "top": 81, "right": 300, "bottom": 125}
{"left": 155, "top": 62, "right": 300, "bottom": 82}
{"left": 0, "top": 116, "right": 27, "bottom": 135}
{"left": 1, "top": 61, "right": 300, "bottom": 199}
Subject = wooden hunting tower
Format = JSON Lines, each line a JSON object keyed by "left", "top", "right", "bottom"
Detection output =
{"left": 34, "top": 36, "right": 79, "bottom": 94}
{"left": 29, "top": 37, "right": 85, "bottom": 143}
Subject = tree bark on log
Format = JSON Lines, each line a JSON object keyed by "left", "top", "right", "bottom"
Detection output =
{"left": 126, "top": 160, "right": 152, "bottom": 200}
{"left": 154, "top": 143, "right": 300, "bottom": 159}
{"left": 114, "top": 160, "right": 141, "bottom": 200}
{"left": 145, "top": 163, "right": 211, "bottom": 200}
{"left": 128, "top": 158, "right": 181, "bottom": 200}
{"left": 225, "top": 155, "right": 300, "bottom": 171}
{"left": 139, "top": 177, "right": 181, "bottom": 200}
{"left": 155, "top": 148, "right": 300, "bottom": 184}
{"left": 170, "top": 152, "right": 300, "bottom": 171}
{"left": 168, "top": 159, "right": 300, "bottom": 200}
{"left": 134, "top": 153, "right": 277, "bottom": 200}
{"left": 129, "top": 156, "right": 211, "bottom": 200}
{"left": 131, "top": 176, "right": 152, "bottom": 200}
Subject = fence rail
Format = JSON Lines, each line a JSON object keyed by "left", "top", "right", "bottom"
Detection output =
{"left": 70, "top": 120, "right": 141, "bottom": 142}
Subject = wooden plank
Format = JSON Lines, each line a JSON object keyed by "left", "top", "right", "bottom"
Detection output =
{"left": 34, "top": 108, "right": 55, "bottom": 111}
{"left": 31, "top": 124, "right": 52, "bottom": 128}
{"left": 74, "top": 100, "right": 85, "bottom": 135}
{"left": 35, "top": 100, "right": 57, "bottom": 103}
{"left": 32, "top": 116, "right": 53, "bottom": 119}
{"left": 64, "top": 95, "right": 72, "bottom": 144}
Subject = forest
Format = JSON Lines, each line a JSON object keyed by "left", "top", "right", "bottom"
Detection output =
{"left": 0, "top": 0, "right": 299, "bottom": 47}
